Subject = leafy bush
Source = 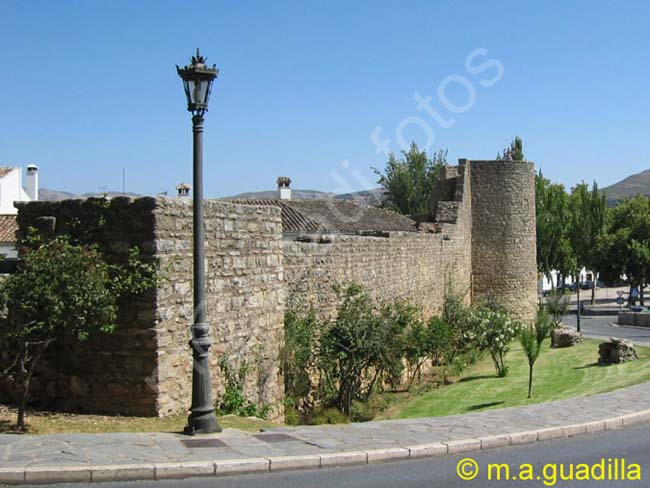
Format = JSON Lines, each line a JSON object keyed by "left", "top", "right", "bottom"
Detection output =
{"left": 376, "top": 301, "right": 418, "bottom": 388}
{"left": 281, "top": 283, "right": 520, "bottom": 420}
{"left": 216, "top": 356, "right": 269, "bottom": 419}
{"left": 472, "top": 304, "right": 521, "bottom": 377}
{"left": 281, "top": 307, "right": 318, "bottom": 417}
{"left": 404, "top": 315, "right": 453, "bottom": 387}
{"left": 319, "top": 284, "right": 396, "bottom": 415}
{"left": 440, "top": 289, "right": 477, "bottom": 365}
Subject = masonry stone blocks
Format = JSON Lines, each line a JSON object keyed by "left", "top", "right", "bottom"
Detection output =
{"left": 7, "top": 159, "right": 537, "bottom": 418}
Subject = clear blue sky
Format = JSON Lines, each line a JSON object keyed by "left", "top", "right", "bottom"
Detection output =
{"left": 1, "top": 0, "right": 649, "bottom": 197}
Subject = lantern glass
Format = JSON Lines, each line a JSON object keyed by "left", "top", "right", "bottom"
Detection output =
{"left": 194, "top": 78, "right": 211, "bottom": 106}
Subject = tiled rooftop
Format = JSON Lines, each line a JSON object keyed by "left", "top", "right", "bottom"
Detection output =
{"left": 0, "top": 215, "right": 18, "bottom": 242}
{"left": 229, "top": 198, "right": 416, "bottom": 233}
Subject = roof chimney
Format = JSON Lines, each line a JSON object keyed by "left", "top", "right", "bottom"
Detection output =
{"left": 26, "top": 164, "right": 39, "bottom": 201}
{"left": 277, "top": 176, "right": 291, "bottom": 200}
{"left": 176, "top": 182, "right": 191, "bottom": 198}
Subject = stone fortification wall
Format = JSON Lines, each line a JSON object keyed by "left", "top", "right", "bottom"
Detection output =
{"left": 11, "top": 197, "right": 159, "bottom": 415}
{"left": 7, "top": 157, "right": 538, "bottom": 417}
{"left": 469, "top": 160, "right": 538, "bottom": 323}
{"left": 11, "top": 198, "right": 285, "bottom": 419}
{"left": 284, "top": 162, "right": 473, "bottom": 319}
{"left": 152, "top": 199, "right": 285, "bottom": 419}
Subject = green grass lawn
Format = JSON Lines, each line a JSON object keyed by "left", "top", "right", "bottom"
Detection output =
{"left": 391, "top": 339, "right": 650, "bottom": 419}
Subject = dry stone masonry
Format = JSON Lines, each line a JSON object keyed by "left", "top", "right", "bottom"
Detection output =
{"left": 7, "top": 159, "right": 537, "bottom": 418}
{"left": 551, "top": 326, "right": 582, "bottom": 348}
{"left": 598, "top": 338, "right": 638, "bottom": 365}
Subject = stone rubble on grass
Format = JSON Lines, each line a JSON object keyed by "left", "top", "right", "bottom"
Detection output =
{"left": 551, "top": 326, "right": 582, "bottom": 348}
{"left": 598, "top": 338, "right": 638, "bottom": 365}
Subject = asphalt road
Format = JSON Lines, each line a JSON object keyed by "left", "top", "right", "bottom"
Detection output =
{"left": 561, "top": 314, "right": 650, "bottom": 345}
{"left": 24, "top": 424, "right": 650, "bottom": 487}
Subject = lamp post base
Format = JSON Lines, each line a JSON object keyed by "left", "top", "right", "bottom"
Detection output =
{"left": 184, "top": 410, "right": 221, "bottom": 435}
{"left": 184, "top": 321, "right": 221, "bottom": 436}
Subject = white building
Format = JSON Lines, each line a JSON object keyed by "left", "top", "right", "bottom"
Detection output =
{"left": 0, "top": 165, "right": 39, "bottom": 259}
{"left": 0, "top": 165, "right": 37, "bottom": 215}
{"left": 538, "top": 267, "right": 597, "bottom": 293}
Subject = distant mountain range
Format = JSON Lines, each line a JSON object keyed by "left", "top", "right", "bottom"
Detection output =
{"left": 227, "top": 187, "right": 387, "bottom": 206}
{"left": 602, "top": 169, "right": 650, "bottom": 204}
{"left": 227, "top": 189, "right": 335, "bottom": 200}
{"left": 40, "top": 188, "right": 142, "bottom": 201}
{"left": 39, "top": 187, "right": 389, "bottom": 206}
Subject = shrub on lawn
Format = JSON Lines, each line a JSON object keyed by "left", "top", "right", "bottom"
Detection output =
{"left": 472, "top": 302, "right": 521, "bottom": 377}
{"left": 282, "top": 283, "right": 523, "bottom": 420}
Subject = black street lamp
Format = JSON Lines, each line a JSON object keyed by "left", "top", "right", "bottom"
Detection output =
{"left": 176, "top": 49, "right": 220, "bottom": 434}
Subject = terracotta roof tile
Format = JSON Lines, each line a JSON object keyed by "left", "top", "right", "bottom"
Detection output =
{"left": 0, "top": 215, "right": 17, "bottom": 242}
{"left": 229, "top": 199, "right": 416, "bottom": 233}
{"left": 229, "top": 199, "right": 323, "bottom": 233}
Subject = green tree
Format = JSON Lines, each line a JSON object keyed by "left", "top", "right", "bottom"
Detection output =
{"left": 497, "top": 136, "right": 525, "bottom": 161}
{"left": 403, "top": 315, "right": 452, "bottom": 388}
{"left": 597, "top": 195, "right": 650, "bottom": 305}
{"left": 439, "top": 287, "right": 477, "bottom": 371}
{"left": 376, "top": 301, "right": 418, "bottom": 389}
{"left": 568, "top": 182, "right": 607, "bottom": 305}
{"left": 535, "top": 172, "right": 571, "bottom": 288}
{"left": 0, "top": 237, "right": 157, "bottom": 430}
{"left": 319, "top": 284, "right": 407, "bottom": 416}
{"left": 520, "top": 309, "right": 553, "bottom": 398}
{"left": 373, "top": 142, "right": 447, "bottom": 215}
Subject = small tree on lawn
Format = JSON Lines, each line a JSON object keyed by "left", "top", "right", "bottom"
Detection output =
{"left": 0, "top": 237, "right": 156, "bottom": 430}
{"left": 520, "top": 309, "right": 553, "bottom": 398}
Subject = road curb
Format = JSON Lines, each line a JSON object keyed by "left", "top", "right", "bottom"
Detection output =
{"left": 4, "top": 409, "right": 650, "bottom": 485}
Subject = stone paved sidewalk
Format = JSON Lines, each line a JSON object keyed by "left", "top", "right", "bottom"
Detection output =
{"left": 2, "top": 382, "right": 650, "bottom": 484}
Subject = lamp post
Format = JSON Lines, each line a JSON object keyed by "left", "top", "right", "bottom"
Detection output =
{"left": 177, "top": 49, "right": 220, "bottom": 434}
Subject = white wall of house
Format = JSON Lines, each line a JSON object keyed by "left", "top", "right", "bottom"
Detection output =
{"left": 0, "top": 168, "right": 31, "bottom": 214}
{"left": 539, "top": 267, "right": 596, "bottom": 292}
{"left": 0, "top": 243, "right": 17, "bottom": 259}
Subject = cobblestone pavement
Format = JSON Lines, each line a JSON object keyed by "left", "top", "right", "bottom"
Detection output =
{"left": 1, "top": 382, "right": 649, "bottom": 471}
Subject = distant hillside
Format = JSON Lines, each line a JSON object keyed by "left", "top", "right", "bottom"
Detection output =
{"left": 227, "top": 189, "right": 334, "bottom": 200}
{"left": 337, "top": 188, "right": 387, "bottom": 206}
{"left": 39, "top": 186, "right": 388, "bottom": 206}
{"left": 40, "top": 188, "right": 141, "bottom": 201}
{"left": 603, "top": 169, "right": 650, "bottom": 204}
{"left": 227, "top": 187, "right": 387, "bottom": 206}
{"left": 39, "top": 188, "right": 76, "bottom": 201}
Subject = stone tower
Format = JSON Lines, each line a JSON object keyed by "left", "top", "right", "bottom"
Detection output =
{"left": 468, "top": 160, "right": 537, "bottom": 324}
